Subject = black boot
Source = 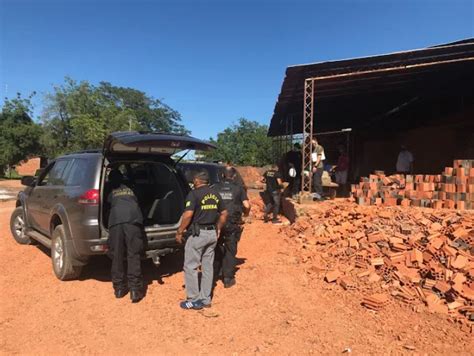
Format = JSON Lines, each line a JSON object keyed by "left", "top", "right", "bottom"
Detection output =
{"left": 130, "top": 289, "right": 144, "bottom": 303}
{"left": 114, "top": 288, "right": 129, "bottom": 299}
{"left": 223, "top": 278, "right": 236, "bottom": 288}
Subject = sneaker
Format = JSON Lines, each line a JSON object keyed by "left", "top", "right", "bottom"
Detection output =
{"left": 263, "top": 215, "right": 270, "bottom": 223}
{"left": 223, "top": 278, "right": 236, "bottom": 288}
{"left": 272, "top": 219, "right": 282, "bottom": 225}
{"left": 180, "top": 300, "right": 204, "bottom": 310}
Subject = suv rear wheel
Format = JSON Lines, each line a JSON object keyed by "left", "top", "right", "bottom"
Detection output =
{"left": 10, "top": 206, "right": 33, "bottom": 245}
{"left": 51, "top": 225, "right": 82, "bottom": 280}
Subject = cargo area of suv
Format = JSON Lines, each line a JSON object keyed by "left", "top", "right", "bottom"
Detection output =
{"left": 102, "top": 160, "right": 185, "bottom": 228}
{"left": 11, "top": 131, "right": 216, "bottom": 281}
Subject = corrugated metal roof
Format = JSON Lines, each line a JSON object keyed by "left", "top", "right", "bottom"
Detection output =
{"left": 268, "top": 38, "right": 474, "bottom": 137}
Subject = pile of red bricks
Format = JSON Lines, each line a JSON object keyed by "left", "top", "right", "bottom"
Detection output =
{"left": 236, "top": 166, "right": 265, "bottom": 190}
{"left": 351, "top": 159, "right": 474, "bottom": 210}
{"left": 15, "top": 157, "right": 41, "bottom": 176}
{"left": 280, "top": 201, "right": 474, "bottom": 333}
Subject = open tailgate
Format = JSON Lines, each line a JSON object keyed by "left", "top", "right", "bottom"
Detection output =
{"left": 104, "top": 131, "right": 216, "bottom": 156}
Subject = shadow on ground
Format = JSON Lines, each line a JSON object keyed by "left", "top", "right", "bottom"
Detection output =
{"left": 32, "top": 241, "right": 247, "bottom": 299}
{"left": 31, "top": 240, "right": 185, "bottom": 286}
{"left": 79, "top": 250, "right": 185, "bottom": 286}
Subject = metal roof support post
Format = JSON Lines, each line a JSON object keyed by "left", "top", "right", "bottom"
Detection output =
{"left": 301, "top": 78, "right": 314, "bottom": 193}
{"left": 289, "top": 114, "right": 294, "bottom": 147}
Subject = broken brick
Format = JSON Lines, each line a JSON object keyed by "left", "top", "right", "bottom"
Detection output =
{"left": 451, "top": 255, "right": 468, "bottom": 270}
{"left": 434, "top": 281, "right": 451, "bottom": 294}
{"left": 324, "top": 270, "right": 341, "bottom": 283}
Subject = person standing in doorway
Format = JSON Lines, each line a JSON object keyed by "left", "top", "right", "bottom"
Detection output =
{"left": 335, "top": 145, "right": 349, "bottom": 195}
{"left": 175, "top": 171, "right": 228, "bottom": 310}
{"left": 262, "top": 164, "right": 283, "bottom": 224}
{"left": 311, "top": 138, "right": 325, "bottom": 200}
{"left": 396, "top": 145, "right": 414, "bottom": 174}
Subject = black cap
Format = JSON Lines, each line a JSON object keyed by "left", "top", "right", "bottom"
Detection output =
{"left": 194, "top": 170, "right": 210, "bottom": 183}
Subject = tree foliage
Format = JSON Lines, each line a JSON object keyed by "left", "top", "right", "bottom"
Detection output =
{"left": 206, "top": 118, "right": 273, "bottom": 166}
{"left": 0, "top": 94, "right": 43, "bottom": 174}
{"left": 41, "top": 77, "right": 188, "bottom": 156}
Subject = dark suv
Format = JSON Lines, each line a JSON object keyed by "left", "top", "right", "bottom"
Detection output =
{"left": 10, "top": 131, "right": 215, "bottom": 280}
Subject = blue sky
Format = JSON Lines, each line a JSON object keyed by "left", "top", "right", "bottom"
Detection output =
{"left": 1, "top": 0, "right": 473, "bottom": 140}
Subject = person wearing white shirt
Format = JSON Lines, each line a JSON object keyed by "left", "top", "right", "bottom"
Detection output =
{"left": 311, "top": 138, "right": 325, "bottom": 200}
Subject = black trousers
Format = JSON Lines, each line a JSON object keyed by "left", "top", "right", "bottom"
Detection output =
{"left": 289, "top": 174, "right": 301, "bottom": 196}
{"left": 108, "top": 223, "right": 144, "bottom": 291}
{"left": 215, "top": 224, "right": 242, "bottom": 280}
{"left": 312, "top": 168, "right": 323, "bottom": 196}
{"left": 264, "top": 191, "right": 281, "bottom": 219}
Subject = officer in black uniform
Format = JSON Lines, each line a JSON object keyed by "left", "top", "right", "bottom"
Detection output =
{"left": 107, "top": 169, "right": 145, "bottom": 303}
{"left": 225, "top": 163, "right": 247, "bottom": 192}
{"left": 176, "top": 171, "right": 228, "bottom": 310}
{"left": 213, "top": 167, "right": 251, "bottom": 288}
{"left": 262, "top": 164, "right": 283, "bottom": 224}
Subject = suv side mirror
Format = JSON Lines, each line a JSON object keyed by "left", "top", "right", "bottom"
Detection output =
{"left": 34, "top": 168, "right": 44, "bottom": 177}
{"left": 21, "top": 176, "right": 36, "bottom": 187}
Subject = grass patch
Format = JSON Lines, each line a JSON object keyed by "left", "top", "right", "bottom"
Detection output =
{"left": 0, "top": 170, "right": 22, "bottom": 180}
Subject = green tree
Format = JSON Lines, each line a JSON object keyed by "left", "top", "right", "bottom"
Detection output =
{"left": 41, "top": 77, "right": 188, "bottom": 156}
{"left": 206, "top": 118, "right": 273, "bottom": 166}
{"left": 0, "top": 93, "right": 43, "bottom": 175}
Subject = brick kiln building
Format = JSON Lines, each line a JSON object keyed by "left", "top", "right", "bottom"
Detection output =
{"left": 268, "top": 39, "right": 474, "bottom": 189}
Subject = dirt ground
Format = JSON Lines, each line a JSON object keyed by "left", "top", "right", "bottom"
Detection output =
{"left": 0, "top": 180, "right": 23, "bottom": 189}
{"left": 0, "top": 180, "right": 23, "bottom": 202}
{"left": 0, "top": 184, "right": 473, "bottom": 355}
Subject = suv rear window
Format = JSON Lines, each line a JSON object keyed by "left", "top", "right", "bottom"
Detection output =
{"left": 64, "top": 159, "right": 89, "bottom": 186}
{"left": 40, "top": 160, "right": 70, "bottom": 186}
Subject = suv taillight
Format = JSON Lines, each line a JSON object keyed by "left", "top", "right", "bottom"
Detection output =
{"left": 78, "top": 189, "right": 100, "bottom": 205}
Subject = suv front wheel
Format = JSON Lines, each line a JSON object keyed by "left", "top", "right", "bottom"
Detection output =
{"left": 10, "top": 206, "right": 33, "bottom": 245}
{"left": 51, "top": 225, "right": 82, "bottom": 280}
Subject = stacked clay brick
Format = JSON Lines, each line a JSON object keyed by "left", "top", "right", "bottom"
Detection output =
{"left": 351, "top": 159, "right": 474, "bottom": 210}
{"left": 280, "top": 201, "right": 474, "bottom": 333}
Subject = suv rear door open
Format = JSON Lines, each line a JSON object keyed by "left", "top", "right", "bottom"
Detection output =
{"left": 102, "top": 131, "right": 216, "bottom": 237}
{"left": 103, "top": 131, "right": 216, "bottom": 156}
{"left": 102, "top": 130, "right": 217, "bottom": 222}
